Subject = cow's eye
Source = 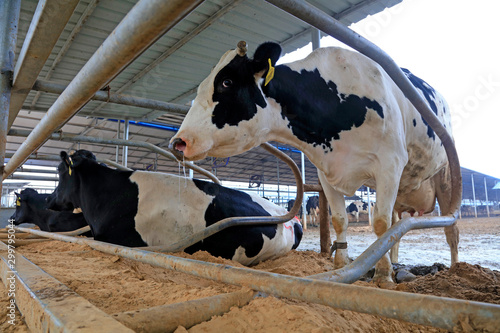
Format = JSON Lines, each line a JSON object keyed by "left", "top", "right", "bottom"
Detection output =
{"left": 222, "top": 79, "right": 233, "bottom": 88}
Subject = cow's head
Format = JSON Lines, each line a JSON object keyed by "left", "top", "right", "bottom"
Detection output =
{"left": 170, "top": 41, "right": 282, "bottom": 160}
{"left": 47, "top": 150, "right": 96, "bottom": 211}
{"left": 10, "top": 190, "right": 39, "bottom": 225}
{"left": 10, "top": 192, "right": 22, "bottom": 225}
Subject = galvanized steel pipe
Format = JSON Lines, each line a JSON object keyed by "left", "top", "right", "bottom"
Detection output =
{"left": 8, "top": 128, "right": 220, "bottom": 184}
{"left": 265, "top": 0, "right": 462, "bottom": 217}
{"left": 143, "top": 142, "right": 304, "bottom": 253}
{"left": 3, "top": 0, "right": 204, "bottom": 179}
{"left": 32, "top": 79, "right": 189, "bottom": 115}
{"left": 309, "top": 215, "right": 457, "bottom": 283}
{"left": 14, "top": 227, "right": 500, "bottom": 331}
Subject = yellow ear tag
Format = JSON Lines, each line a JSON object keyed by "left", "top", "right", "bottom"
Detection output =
{"left": 69, "top": 157, "right": 73, "bottom": 176}
{"left": 264, "top": 58, "right": 275, "bottom": 86}
{"left": 16, "top": 198, "right": 21, "bottom": 206}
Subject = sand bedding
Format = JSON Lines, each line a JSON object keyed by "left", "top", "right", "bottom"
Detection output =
{"left": 1, "top": 217, "right": 499, "bottom": 332}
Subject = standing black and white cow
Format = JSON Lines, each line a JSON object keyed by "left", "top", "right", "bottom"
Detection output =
{"left": 346, "top": 201, "right": 374, "bottom": 223}
{"left": 11, "top": 188, "right": 88, "bottom": 232}
{"left": 306, "top": 195, "right": 320, "bottom": 227}
{"left": 47, "top": 150, "right": 303, "bottom": 266}
{"left": 170, "top": 41, "right": 458, "bottom": 283}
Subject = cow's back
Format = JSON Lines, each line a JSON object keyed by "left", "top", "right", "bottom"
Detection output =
{"left": 286, "top": 47, "right": 451, "bottom": 193}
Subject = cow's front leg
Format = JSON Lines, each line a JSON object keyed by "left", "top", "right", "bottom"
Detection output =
{"left": 318, "top": 171, "right": 349, "bottom": 268}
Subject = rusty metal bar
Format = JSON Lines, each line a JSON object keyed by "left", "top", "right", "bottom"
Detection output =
{"left": 13, "top": 227, "right": 500, "bottom": 331}
{"left": 3, "top": 0, "right": 204, "bottom": 180}
{"left": 144, "top": 142, "right": 304, "bottom": 253}
{"left": 265, "top": 0, "right": 462, "bottom": 219}
{"left": 0, "top": 241, "right": 134, "bottom": 332}
{"left": 318, "top": 186, "right": 331, "bottom": 254}
{"left": 8, "top": 0, "right": 80, "bottom": 129}
{"left": 0, "top": 0, "right": 21, "bottom": 211}
{"left": 8, "top": 128, "right": 220, "bottom": 184}
{"left": 113, "top": 289, "right": 256, "bottom": 332}
{"left": 32, "top": 79, "right": 189, "bottom": 116}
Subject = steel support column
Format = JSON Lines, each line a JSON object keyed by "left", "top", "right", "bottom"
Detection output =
{"left": 123, "top": 119, "right": 130, "bottom": 167}
{"left": 484, "top": 177, "right": 490, "bottom": 217}
{"left": 472, "top": 173, "right": 477, "bottom": 218}
{"left": 0, "top": 0, "right": 21, "bottom": 205}
{"left": 3, "top": 0, "right": 204, "bottom": 179}
{"left": 300, "top": 151, "right": 307, "bottom": 228}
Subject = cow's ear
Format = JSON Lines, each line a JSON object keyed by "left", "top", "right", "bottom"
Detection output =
{"left": 60, "top": 151, "right": 71, "bottom": 167}
{"left": 251, "top": 42, "right": 282, "bottom": 80}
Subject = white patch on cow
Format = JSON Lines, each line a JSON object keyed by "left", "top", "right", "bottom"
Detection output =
{"left": 129, "top": 172, "right": 212, "bottom": 246}
{"left": 231, "top": 219, "right": 298, "bottom": 266}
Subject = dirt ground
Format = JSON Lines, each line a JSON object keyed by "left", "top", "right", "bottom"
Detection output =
{"left": 1, "top": 217, "right": 499, "bottom": 332}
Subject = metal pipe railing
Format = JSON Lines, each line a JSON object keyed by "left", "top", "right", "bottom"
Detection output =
{"left": 32, "top": 79, "right": 189, "bottom": 116}
{"left": 143, "top": 142, "right": 304, "bottom": 252}
{"left": 266, "top": 0, "right": 462, "bottom": 217}
{"left": 3, "top": 0, "right": 204, "bottom": 180}
{"left": 8, "top": 128, "right": 220, "bottom": 184}
{"left": 14, "top": 227, "right": 500, "bottom": 331}
{"left": 309, "top": 215, "right": 456, "bottom": 283}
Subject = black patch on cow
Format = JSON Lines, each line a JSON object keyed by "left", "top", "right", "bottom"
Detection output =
{"left": 413, "top": 118, "right": 417, "bottom": 127}
{"left": 306, "top": 195, "right": 319, "bottom": 211}
{"left": 212, "top": 55, "right": 267, "bottom": 128}
{"left": 51, "top": 151, "right": 146, "bottom": 247}
{"left": 346, "top": 202, "right": 358, "bottom": 213}
{"left": 191, "top": 179, "right": 279, "bottom": 259}
{"left": 263, "top": 67, "right": 384, "bottom": 152}
{"left": 402, "top": 68, "right": 439, "bottom": 140}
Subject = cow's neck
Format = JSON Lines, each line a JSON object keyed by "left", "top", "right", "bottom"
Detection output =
{"left": 26, "top": 210, "right": 51, "bottom": 231}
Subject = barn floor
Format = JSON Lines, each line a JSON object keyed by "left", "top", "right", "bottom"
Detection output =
{"left": 1, "top": 217, "right": 499, "bottom": 332}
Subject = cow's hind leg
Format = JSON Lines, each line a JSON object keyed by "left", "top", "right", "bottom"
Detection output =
{"left": 372, "top": 174, "right": 401, "bottom": 285}
{"left": 434, "top": 166, "right": 459, "bottom": 265}
{"left": 318, "top": 171, "right": 349, "bottom": 268}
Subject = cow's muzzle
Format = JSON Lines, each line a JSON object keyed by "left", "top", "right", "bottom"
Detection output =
{"left": 169, "top": 138, "right": 186, "bottom": 160}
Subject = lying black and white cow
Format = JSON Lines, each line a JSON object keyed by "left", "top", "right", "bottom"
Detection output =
{"left": 170, "top": 41, "right": 458, "bottom": 283}
{"left": 47, "top": 150, "right": 303, "bottom": 265}
{"left": 346, "top": 200, "right": 374, "bottom": 222}
{"left": 11, "top": 188, "right": 88, "bottom": 233}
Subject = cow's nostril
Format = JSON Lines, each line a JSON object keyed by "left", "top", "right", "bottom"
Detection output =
{"left": 169, "top": 138, "right": 186, "bottom": 159}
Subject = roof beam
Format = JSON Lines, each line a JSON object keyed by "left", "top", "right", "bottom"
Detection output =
{"left": 8, "top": 0, "right": 80, "bottom": 129}
{"left": 29, "top": 0, "right": 100, "bottom": 110}
{"left": 87, "top": 0, "right": 244, "bottom": 117}
{"left": 3, "top": 0, "right": 204, "bottom": 179}
{"left": 31, "top": 79, "right": 189, "bottom": 116}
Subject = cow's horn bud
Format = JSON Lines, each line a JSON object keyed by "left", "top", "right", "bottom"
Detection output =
{"left": 237, "top": 41, "right": 247, "bottom": 56}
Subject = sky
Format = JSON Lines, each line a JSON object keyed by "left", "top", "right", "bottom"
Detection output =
{"left": 279, "top": 0, "right": 500, "bottom": 179}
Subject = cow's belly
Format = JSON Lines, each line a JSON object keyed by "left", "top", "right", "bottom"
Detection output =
{"left": 129, "top": 172, "right": 212, "bottom": 246}
{"left": 231, "top": 221, "right": 296, "bottom": 265}
{"left": 398, "top": 140, "right": 447, "bottom": 195}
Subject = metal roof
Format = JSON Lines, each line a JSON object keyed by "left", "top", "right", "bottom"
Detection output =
{"left": 7, "top": 0, "right": 402, "bottom": 188}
